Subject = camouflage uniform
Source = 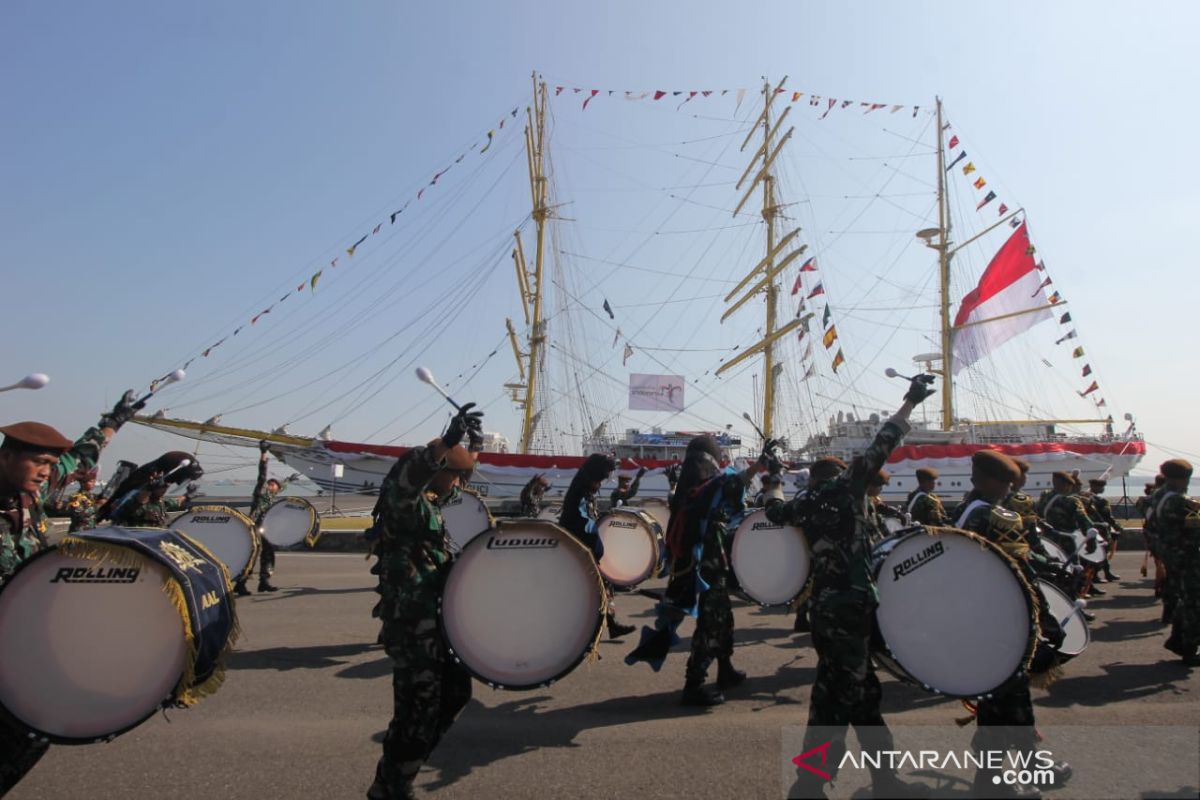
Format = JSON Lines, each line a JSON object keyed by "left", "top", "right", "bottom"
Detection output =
{"left": 370, "top": 445, "right": 471, "bottom": 799}
{"left": 249, "top": 457, "right": 282, "bottom": 580}
{"left": 956, "top": 496, "right": 1063, "bottom": 751}
{"left": 764, "top": 417, "right": 909, "bottom": 780}
{"left": 905, "top": 488, "right": 947, "bottom": 526}
{"left": 609, "top": 472, "right": 642, "bottom": 509}
{"left": 1137, "top": 491, "right": 1166, "bottom": 596}
{"left": 869, "top": 496, "right": 905, "bottom": 544}
{"left": 1035, "top": 490, "right": 1095, "bottom": 532}
{"left": 1155, "top": 490, "right": 1200, "bottom": 658}
{"left": 112, "top": 495, "right": 185, "bottom": 528}
{"left": 64, "top": 490, "right": 99, "bottom": 533}
{"left": 0, "top": 425, "right": 108, "bottom": 795}
{"left": 517, "top": 478, "right": 545, "bottom": 517}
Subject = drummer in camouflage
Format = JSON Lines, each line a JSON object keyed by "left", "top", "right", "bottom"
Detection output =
{"left": 953, "top": 450, "right": 1071, "bottom": 794}
{"left": 0, "top": 391, "right": 142, "bottom": 796}
{"left": 905, "top": 467, "right": 947, "bottom": 525}
{"left": 764, "top": 374, "right": 934, "bottom": 799}
{"left": 1083, "top": 477, "right": 1123, "bottom": 583}
{"left": 367, "top": 402, "right": 483, "bottom": 800}
{"left": 1155, "top": 459, "right": 1200, "bottom": 666}
{"left": 234, "top": 441, "right": 296, "bottom": 596}
{"left": 610, "top": 466, "right": 646, "bottom": 509}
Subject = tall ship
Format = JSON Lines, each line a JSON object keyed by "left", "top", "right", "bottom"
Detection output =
{"left": 134, "top": 73, "right": 1142, "bottom": 503}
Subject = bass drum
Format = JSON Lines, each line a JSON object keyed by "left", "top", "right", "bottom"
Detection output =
{"left": 441, "top": 489, "right": 493, "bottom": 550}
{"left": 170, "top": 505, "right": 260, "bottom": 582}
{"left": 439, "top": 520, "right": 604, "bottom": 690}
{"left": 729, "top": 509, "right": 811, "bottom": 607}
{"left": 1040, "top": 537, "right": 1070, "bottom": 565}
{"left": 871, "top": 525, "right": 1037, "bottom": 698}
{"left": 1039, "top": 579, "right": 1090, "bottom": 659}
{"left": 595, "top": 509, "right": 663, "bottom": 587}
{"left": 0, "top": 528, "right": 236, "bottom": 743}
{"left": 638, "top": 497, "right": 671, "bottom": 531}
{"left": 260, "top": 497, "right": 321, "bottom": 548}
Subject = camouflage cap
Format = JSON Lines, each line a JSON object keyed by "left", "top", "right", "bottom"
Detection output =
{"left": 972, "top": 450, "right": 1019, "bottom": 483}
{"left": 0, "top": 421, "right": 73, "bottom": 454}
{"left": 1161, "top": 459, "right": 1193, "bottom": 480}
{"left": 915, "top": 467, "right": 939, "bottom": 482}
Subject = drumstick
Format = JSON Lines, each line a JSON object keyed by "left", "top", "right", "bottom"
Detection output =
{"left": 415, "top": 367, "right": 463, "bottom": 411}
{"left": 884, "top": 367, "right": 917, "bottom": 381}
{"left": 1060, "top": 599, "right": 1087, "bottom": 629}
{"left": 741, "top": 412, "right": 768, "bottom": 442}
{"left": 135, "top": 369, "right": 186, "bottom": 406}
{"left": 0, "top": 373, "right": 49, "bottom": 393}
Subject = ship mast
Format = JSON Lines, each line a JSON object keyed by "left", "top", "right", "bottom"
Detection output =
{"left": 935, "top": 97, "right": 955, "bottom": 431}
{"left": 507, "top": 72, "right": 550, "bottom": 454}
{"left": 716, "top": 76, "right": 804, "bottom": 444}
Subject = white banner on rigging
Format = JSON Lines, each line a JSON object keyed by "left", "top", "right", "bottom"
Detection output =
{"left": 628, "top": 373, "right": 686, "bottom": 412}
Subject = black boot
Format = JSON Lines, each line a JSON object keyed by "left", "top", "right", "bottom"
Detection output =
{"left": 717, "top": 657, "right": 746, "bottom": 690}
{"left": 234, "top": 579, "right": 252, "bottom": 597}
{"left": 1089, "top": 585, "right": 1106, "bottom": 596}
{"left": 605, "top": 613, "right": 635, "bottom": 639}
{"left": 258, "top": 579, "right": 279, "bottom": 593}
{"left": 367, "top": 763, "right": 415, "bottom": 800}
{"left": 681, "top": 679, "right": 724, "bottom": 707}
{"left": 1104, "top": 565, "right": 1120, "bottom": 581}
{"left": 793, "top": 610, "right": 811, "bottom": 633}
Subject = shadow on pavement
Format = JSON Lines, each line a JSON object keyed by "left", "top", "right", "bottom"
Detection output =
{"left": 416, "top": 687, "right": 733, "bottom": 790}
{"left": 1039, "top": 660, "right": 1193, "bottom": 707}
{"left": 1091, "top": 616, "right": 1166, "bottom": 643}
{"left": 226, "top": 641, "right": 381, "bottom": 671}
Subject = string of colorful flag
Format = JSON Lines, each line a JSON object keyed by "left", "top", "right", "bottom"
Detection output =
{"left": 789, "top": 255, "right": 846, "bottom": 377}
{"left": 549, "top": 81, "right": 933, "bottom": 121}
{"left": 148, "top": 103, "right": 524, "bottom": 389}
{"left": 945, "top": 125, "right": 1107, "bottom": 410}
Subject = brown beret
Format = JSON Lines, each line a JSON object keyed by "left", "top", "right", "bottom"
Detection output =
{"left": 617, "top": 475, "right": 632, "bottom": 486}
{"left": 868, "top": 468, "right": 891, "bottom": 486}
{"left": 1161, "top": 459, "right": 1194, "bottom": 480}
{"left": 915, "top": 467, "right": 939, "bottom": 482}
{"left": 0, "top": 421, "right": 73, "bottom": 453}
{"left": 427, "top": 440, "right": 478, "bottom": 472}
{"left": 810, "top": 456, "right": 847, "bottom": 483}
{"left": 1011, "top": 457, "right": 1031, "bottom": 474}
{"left": 1051, "top": 471, "right": 1073, "bottom": 485}
{"left": 972, "top": 450, "right": 1020, "bottom": 483}
{"left": 1088, "top": 478, "right": 1106, "bottom": 488}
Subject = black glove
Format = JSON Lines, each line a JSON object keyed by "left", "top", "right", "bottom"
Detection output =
{"left": 636, "top": 466, "right": 647, "bottom": 479}
{"left": 758, "top": 439, "right": 785, "bottom": 475}
{"left": 443, "top": 402, "right": 484, "bottom": 449}
{"left": 904, "top": 374, "right": 936, "bottom": 405}
{"left": 259, "top": 439, "right": 271, "bottom": 453}
{"left": 99, "top": 390, "right": 147, "bottom": 431}
{"left": 184, "top": 482, "right": 199, "bottom": 497}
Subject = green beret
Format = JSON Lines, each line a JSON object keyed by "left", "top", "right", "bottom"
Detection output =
{"left": 972, "top": 450, "right": 1020, "bottom": 483}
{"left": 1161, "top": 459, "right": 1193, "bottom": 480}
{"left": 0, "top": 421, "right": 73, "bottom": 454}
{"left": 915, "top": 467, "right": 939, "bottom": 482}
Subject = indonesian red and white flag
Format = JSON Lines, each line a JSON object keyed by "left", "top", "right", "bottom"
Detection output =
{"left": 951, "top": 223, "right": 1053, "bottom": 374}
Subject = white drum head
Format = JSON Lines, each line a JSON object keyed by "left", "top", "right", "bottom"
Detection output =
{"left": 875, "top": 529, "right": 1033, "bottom": 697}
{"left": 440, "top": 521, "right": 604, "bottom": 689}
{"left": 883, "top": 517, "right": 908, "bottom": 535}
{"left": 0, "top": 550, "right": 187, "bottom": 741}
{"left": 1040, "top": 538, "right": 1068, "bottom": 564}
{"left": 537, "top": 504, "right": 561, "bottom": 521}
{"left": 639, "top": 498, "right": 671, "bottom": 531}
{"left": 730, "top": 509, "right": 811, "bottom": 606}
{"left": 1038, "top": 579, "right": 1089, "bottom": 657}
{"left": 1071, "top": 531, "right": 1107, "bottom": 565}
{"left": 441, "top": 492, "right": 492, "bottom": 550}
{"left": 597, "top": 510, "right": 660, "bottom": 587}
{"left": 260, "top": 497, "right": 319, "bottom": 548}
{"left": 171, "top": 506, "right": 257, "bottom": 579}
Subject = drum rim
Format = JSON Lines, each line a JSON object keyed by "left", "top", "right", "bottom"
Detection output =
{"left": 260, "top": 497, "right": 320, "bottom": 549}
{"left": 730, "top": 508, "right": 813, "bottom": 607}
{"left": 871, "top": 525, "right": 1039, "bottom": 699}
{"left": 436, "top": 520, "right": 605, "bottom": 690}
{"left": 441, "top": 491, "right": 494, "bottom": 549}
{"left": 596, "top": 509, "right": 662, "bottom": 587}
{"left": 0, "top": 546, "right": 184, "bottom": 745}
{"left": 170, "top": 504, "right": 260, "bottom": 581}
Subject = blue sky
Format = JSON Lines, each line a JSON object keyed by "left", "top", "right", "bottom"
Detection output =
{"left": 2, "top": 1, "right": 1195, "bottom": 487}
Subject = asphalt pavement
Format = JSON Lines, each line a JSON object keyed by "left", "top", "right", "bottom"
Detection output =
{"left": 8, "top": 551, "right": 1196, "bottom": 800}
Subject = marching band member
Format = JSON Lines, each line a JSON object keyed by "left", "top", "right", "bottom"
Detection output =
{"left": 0, "top": 391, "right": 143, "bottom": 796}
{"left": 905, "top": 466, "right": 947, "bottom": 525}
{"left": 625, "top": 435, "right": 765, "bottom": 706}
{"left": 518, "top": 473, "right": 550, "bottom": 517}
{"left": 1082, "top": 477, "right": 1123, "bottom": 582}
{"left": 1154, "top": 460, "right": 1200, "bottom": 666}
{"left": 609, "top": 466, "right": 646, "bottom": 509}
{"left": 234, "top": 441, "right": 296, "bottom": 596}
{"left": 367, "top": 402, "right": 483, "bottom": 800}
{"left": 954, "top": 450, "right": 1071, "bottom": 795}
{"left": 765, "top": 375, "right": 934, "bottom": 798}
{"left": 559, "top": 454, "right": 636, "bottom": 638}
{"left": 1137, "top": 478, "right": 1165, "bottom": 598}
